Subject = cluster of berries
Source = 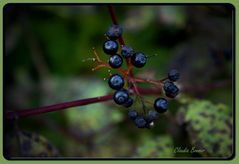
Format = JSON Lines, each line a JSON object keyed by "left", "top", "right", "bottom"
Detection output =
{"left": 103, "top": 25, "right": 147, "bottom": 68}
{"left": 103, "top": 25, "right": 180, "bottom": 129}
{"left": 128, "top": 69, "right": 180, "bottom": 128}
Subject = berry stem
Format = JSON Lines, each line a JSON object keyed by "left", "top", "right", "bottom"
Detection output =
{"left": 134, "top": 77, "right": 166, "bottom": 86}
{"left": 6, "top": 87, "right": 163, "bottom": 120}
{"left": 6, "top": 94, "right": 113, "bottom": 119}
{"left": 107, "top": 5, "right": 133, "bottom": 78}
{"left": 108, "top": 5, "right": 118, "bottom": 25}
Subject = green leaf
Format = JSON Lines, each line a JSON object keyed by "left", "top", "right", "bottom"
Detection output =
{"left": 5, "top": 130, "right": 59, "bottom": 157}
{"left": 135, "top": 135, "right": 174, "bottom": 158}
{"left": 177, "top": 100, "right": 232, "bottom": 157}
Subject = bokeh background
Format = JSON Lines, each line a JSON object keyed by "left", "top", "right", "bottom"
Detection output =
{"left": 4, "top": 4, "right": 234, "bottom": 158}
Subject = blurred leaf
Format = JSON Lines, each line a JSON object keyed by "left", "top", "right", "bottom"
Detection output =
{"left": 177, "top": 100, "right": 232, "bottom": 157}
{"left": 5, "top": 130, "right": 59, "bottom": 157}
{"left": 135, "top": 135, "right": 174, "bottom": 158}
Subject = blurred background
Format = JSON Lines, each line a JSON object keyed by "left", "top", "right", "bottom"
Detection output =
{"left": 4, "top": 4, "right": 233, "bottom": 158}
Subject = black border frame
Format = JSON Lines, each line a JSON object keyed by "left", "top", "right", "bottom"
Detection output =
{"left": 2, "top": 3, "right": 236, "bottom": 160}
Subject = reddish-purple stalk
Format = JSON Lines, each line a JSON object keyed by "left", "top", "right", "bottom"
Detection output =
{"left": 6, "top": 88, "right": 162, "bottom": 119}
{"left": 6, "top": 94, "right": 113, "bottom": 119}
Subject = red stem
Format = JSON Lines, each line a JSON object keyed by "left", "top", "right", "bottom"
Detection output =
{"left": 108, "top": 5, "right": 125, "bottom": 46}
{"left": 6, "top": 94, "right": 113, "bottom": 119}
{"left": 6, "top": 88, "right": 162, "bottom": 119}
{"left": 108, "top": 5, "right": 118, "bottom": 25}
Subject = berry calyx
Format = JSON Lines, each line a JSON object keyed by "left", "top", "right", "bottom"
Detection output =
{"left": 108, "top": 54, "right": 123, "bottom": 68}
{"left": 103, "top": 40, "right": 118, "bottom": 55}
{"left": 163, "top": 81, "right": 179, "bottom": 98}
{"left": 131, "top": 52, "right": 147, "bottom": 68}
{"left": 107, "top": 25, "right": 123, "bottom": 40}
{"left": 113, "top": 89, "right": 129, "bottom": 105}
{"left": 123, "top": 97, "right": 133, "bottom": 107}
{"left": 128, "top": 109, "right": 138, "bottom": 120}
{"left": 108, "top": 74, "right": 124, "bottom": 90}
{"left": 168, "top": 69, "right": 180, "bottom": 82}
{"left": 134, "top": 116, "right": 147, "bottom": 128}
{"left": 154, "top": 98, "right": 168, "bottom": 113}
{"left": 121, "top": 45, "right": 134, "bottom": 58}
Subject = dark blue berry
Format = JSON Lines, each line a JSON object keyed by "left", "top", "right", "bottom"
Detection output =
{"left": 146, "top": 110, "right": 158, "bottom": 122}
{"left": 154, "top": 98, "right": 168, "bottom": 113}
{"left": 128, "top": 109, "right": 138, "bottom": 120}
{"left": 109, "top": 54, "right": 123, "bottom": 68}
{"left": 131, "top": 52, "right": 147, "bottom": 68}
{"left": 134, "top": 116, "right": 147, "bottom": 128}
{"left": 113, "top": 89, "right": 129, "bottom": 105}
{"left": 121, "top": 45, "right": 134, "bottom": 58}
{"left": 108, "top": 74, "right": 124, "bottom": 90}
{"left": 123, "top": 97, "right": 133, "bottom": 107}
{"left": 163, "top": 81, "right": 179, "bottom": 98}
{"left": 103, "top": 40, "right": 118, "bottom": 55}
{"left": 168, "top": 69, "right": 180, "bottom": 82}
{"left": 107, "top": 25, "right": 123, "bottom": 40}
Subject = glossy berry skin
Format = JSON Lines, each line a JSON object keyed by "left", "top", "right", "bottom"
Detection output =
{"left": 131, "top": 52, "right": 147, "bottom": 68}
{"left": 107, "top": 25, "right": 123, "bottom": 40}
{"left": 123, "top": 97, "right": 133, "bottom": 107}
{"left": 103, "top": 40, "right": 118, "bottom": 55}
{"left": 146, "top": 110, "right": 158, "bottom": 122}
{"left": 168, "top": 69, "right": 180, "bottom": 82}
{"left": 108, "top": 74, "right": 124, "bottom": 90}
{"left": 121, "top": 45, "right": 134, "bottom": 58}
{"left": 134, "top": 116, "right": 147, "bottom": 128}
{"left": 154, "top": 98, "right": 168, "bottom": 113}
{"left": 109, "top": 54, "right": 123, "bottom": 68}
{"left": 128, "top": 109, "right": 138, "bottom": 120}
{"left": 113, "top": 89, "right": 129, "bottom": 105}
{"left": 163, "top": 81, "right": 179, "bottom": 98}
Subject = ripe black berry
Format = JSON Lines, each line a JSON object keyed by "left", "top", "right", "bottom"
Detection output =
{"left": 108, "top": 74, "right": 124, "bottom": 90}
{"left": 128, "top": 109, "right": 138, "bottom": 120}
{"left": 121, "top": 45, "right": 134, "bottom": 58}
{"left": 113, "top": 89, "right": 129, "bottom": 105}
{"left": 154, "top": 98, "right": 168, "bottom": 113}
{"left": 146, "top": 110, "right": 158, "bottom": 123}
{"left": 103, "top": 40, "right": 118, "bottom": 55}
{"left": 134, "top": 116, "right": 147, "bottom": 128}
{"left": 107, "top": 25, "right": 123, "bottom": 40}
{"left": 168, "top": 69, "right": 180, "bottom": 82}
{"left": 109, "top": 54, "right": 123, "bottom": 68}
{"left": 131, "top": 52, "right": 147, "bottom": 68}
{"left": 123, "top": 97, "right": 133, "bottom": 107}
{"left": 163, "top": 81, "right": 179, "bottom": 98}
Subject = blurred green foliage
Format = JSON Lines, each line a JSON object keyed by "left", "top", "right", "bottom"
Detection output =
{"left": 177, "top": 100, "right": 232, "bottom": 157}
{"left": 5, "top": 5, "right": 233, "bottom": 158}
{"left": 5, "top": 130, "right": 59, "bottom": 157}
{"left": 136, "top": 135, "right": 174, "bottom": 157}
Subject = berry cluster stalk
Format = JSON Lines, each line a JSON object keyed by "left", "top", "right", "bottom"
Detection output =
{"left": 108, "top": 5, "right": 146, "bottom": 113}
{"left": 6, "top": 88, "right": 162, "bottom": 119}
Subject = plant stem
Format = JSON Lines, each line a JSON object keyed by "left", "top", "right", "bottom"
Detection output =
{"left": 6, "top": 94, "right": 113, "bottom": 119}
{"left": 6, "top": 87, "right": 162, "bottom": 120}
